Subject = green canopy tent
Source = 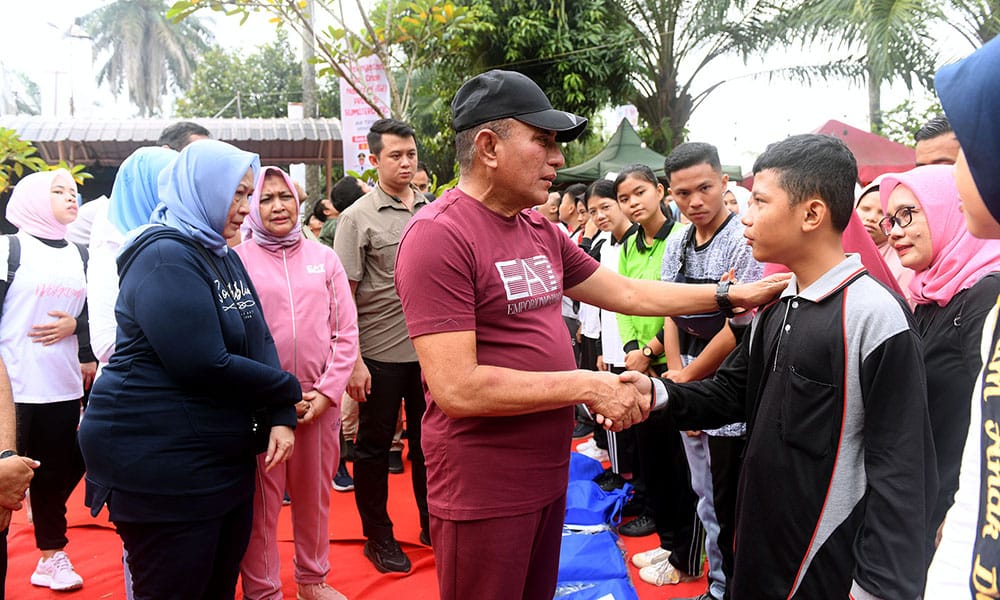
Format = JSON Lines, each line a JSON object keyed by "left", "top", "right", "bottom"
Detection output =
{"left": 555, "top": 118, "right": 666, "bottom": 184}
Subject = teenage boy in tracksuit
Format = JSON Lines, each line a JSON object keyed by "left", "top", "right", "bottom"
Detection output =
{"left": 622, "top": 133, "right": 936, "bottom": 599}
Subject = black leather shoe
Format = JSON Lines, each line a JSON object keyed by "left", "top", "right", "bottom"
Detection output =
{"left": 388, "top": 450, "right": 404, "bottom": 474}
{"left": 364, "top": 538, "right": 412, "bottom": 573}
{"left": 619, "top": 512, "right": 656, "bottom": 537}
{"left": 419, "top": 529, "right": 431, "bottom": 546}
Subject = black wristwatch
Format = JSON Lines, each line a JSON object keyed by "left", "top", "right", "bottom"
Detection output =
{"left": 716, "top": 280, "right": 736, "bottom": 318}
{"left": 0, "top": 450, "right": 16, "bottom": 460}
{"left": 641, "top": 345, "right": 658, "bottom": 359}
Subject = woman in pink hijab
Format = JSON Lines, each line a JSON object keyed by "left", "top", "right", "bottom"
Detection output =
{"left": 880, "top": 164, "right": 1000, "bottom": 565}
{"left": 235, "top": 167, "right": 358, "bottom": 600}
{"left": 1, "top": 169, "right": 92, "bottom": 591}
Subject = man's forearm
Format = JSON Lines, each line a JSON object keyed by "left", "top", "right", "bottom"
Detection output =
{"left": 0, "top": 358, "right": 14, "bottom": 450}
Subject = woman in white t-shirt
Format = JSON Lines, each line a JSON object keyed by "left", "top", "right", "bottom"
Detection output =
{"left": 1, "top": 169, "right": 90, "bottom": 591}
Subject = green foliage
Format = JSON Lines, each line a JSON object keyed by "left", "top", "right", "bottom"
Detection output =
{"left": 80, "top": 0, "right": 213, "bottom": 116}
{"left": 0, "top": 129, "right": 91, "bottom": 195}
{"left": 619, "top": 0, "right": 792, "bottom": 154}
{"left": 949, "top": 0, "right": 1000, "bottom": 45}
{"left": 176, "top": 31, "right": 339, "bottom": 118}
{"left": 406, "top": 0, "right": 637, "bottom": 182}
{"left": 457, "top": 0, "right": 634, "bottom": 120}
{"left": 788, "top": 0, "right": 940, "bottom": 129}
{"left": 4, "top": 72, "right": 42, "bottom": 116}
{"left": 169, "top": 0, "right": 486, "bottom": 120}
{"left": 877, "top": 97, "right": 945, "bottom": 145}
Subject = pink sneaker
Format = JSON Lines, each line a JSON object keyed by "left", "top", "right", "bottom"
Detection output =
{"left": 297, "top": 582, "right": 348, "bottom": 600}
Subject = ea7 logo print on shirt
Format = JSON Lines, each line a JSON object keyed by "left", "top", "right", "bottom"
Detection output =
{"left": 495, "top": 255, "right": 562, "bottom": 315}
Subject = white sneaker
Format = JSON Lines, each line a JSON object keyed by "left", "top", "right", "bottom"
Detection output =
{"left": 575, "top": 439, "right": 609, "bottom": 462}
{"left": 631, "top": 546, "right": 671, "bottom": 568}
{"left": 30, "top": 550, "right": 84, "bottom": 591}
{"left": 638, "top": 560, "right": 698, "bottom": 586}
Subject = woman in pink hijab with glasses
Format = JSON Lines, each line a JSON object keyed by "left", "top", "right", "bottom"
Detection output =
{"left": 235, "top": 167, "right": 358, "bottom": 600}
{"left": 1, "top": 169, "right": 93, "bottom": 592}
{"left": 880, "top": 164, "right": 1000, "bottom": 566}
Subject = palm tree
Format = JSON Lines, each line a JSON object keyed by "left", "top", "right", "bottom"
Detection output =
{"left": 949, "top": 0, "right": 1000, "bottom": 46}
{"left": 792, "top": 0, "right": 939, "bottom": 132}
{"left": 78, "top": 0, "right": 212, "bottom": 116}
{"left": 616, "top": 0, "right": 793, "bottom": 154}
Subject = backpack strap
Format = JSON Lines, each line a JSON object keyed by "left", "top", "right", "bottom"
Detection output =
{"left": 0, "top": 235, "right": 19, "bottom": 322}
{"left": 3, "top": 235, "right": 20, "bottom": 283}
{"left": 72, "top": 241, "right": 88, "bottom": 275}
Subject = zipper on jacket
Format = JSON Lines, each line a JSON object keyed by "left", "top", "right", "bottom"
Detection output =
{"left": 281, "top": 249, "right": 298, "bottom": 375}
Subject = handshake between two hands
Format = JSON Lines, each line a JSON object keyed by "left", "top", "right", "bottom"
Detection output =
{"left": 586, "top": 370, "right": 656, "bottom": 432}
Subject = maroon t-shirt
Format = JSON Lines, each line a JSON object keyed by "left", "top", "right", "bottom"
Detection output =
{"left": 396, "top": 188, "right": 600, "bottom": 520}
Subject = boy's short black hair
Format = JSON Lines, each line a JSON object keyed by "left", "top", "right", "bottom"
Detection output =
{"left": 157, "top": 121, "right": 211, "bottom": 151}
{"left": 332, "top": 176, "right": 366, "bottom": 213}
{"left": 663, "top": 142, "right": 722, "bottom": 181}
{"left": 752, "top": 134, "right": 857, "bottom": 232}
{"left": 310, "top": 198, "right": 328, "bottom": 223}
{"left": 367, "top": 118, "right": 416, "bottom": 158}
{"left": 564, "top": 183, "right": 587, "bottom": 202}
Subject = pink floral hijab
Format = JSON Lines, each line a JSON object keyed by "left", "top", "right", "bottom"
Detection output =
{"left": 880, "top": 165, "right": 1000, "bottom": 307}
{"left": 7, "top": 169, "right": 77, "bottom": 240}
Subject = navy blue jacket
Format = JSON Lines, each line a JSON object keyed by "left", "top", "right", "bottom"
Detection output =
{"left": 80, "top": 227, "right": 300, "bottom": 522}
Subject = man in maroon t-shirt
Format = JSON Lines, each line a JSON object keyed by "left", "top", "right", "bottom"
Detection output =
{"left": 394, "top": 70, "right": 789, "bottom": 600}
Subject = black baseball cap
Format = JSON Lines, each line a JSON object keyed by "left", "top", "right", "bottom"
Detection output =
{"left": 451, "top": 70, "right": 588, "bottom": 142}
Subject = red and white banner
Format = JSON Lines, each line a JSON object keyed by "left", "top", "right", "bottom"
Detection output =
{"left": 339, "top": 55, "right": 391, "bottom": 177}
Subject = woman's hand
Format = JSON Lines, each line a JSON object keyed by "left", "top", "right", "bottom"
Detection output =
{"left": 263, "top": 425, "right": 294, "bottom": 472}
{"left": 297, "top": 390, "right": 332, "bottom": 425}
{"left": 28, "top": 311, "right": 76, "bottom": 346}
{"left": 81, "top": 361, "right": 97, "bottom": 391}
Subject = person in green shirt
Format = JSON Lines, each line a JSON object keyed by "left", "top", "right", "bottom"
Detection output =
{"left": 614, "top": 164, "right": 701, "bottom": 586}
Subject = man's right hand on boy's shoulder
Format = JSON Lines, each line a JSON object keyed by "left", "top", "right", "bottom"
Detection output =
{"left": 731, "top": 273, "right": 791, "bottom": 308}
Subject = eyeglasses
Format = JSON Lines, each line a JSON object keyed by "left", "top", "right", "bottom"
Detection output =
{"left": 879, "top": 205, "right": 918, "bottom": 236}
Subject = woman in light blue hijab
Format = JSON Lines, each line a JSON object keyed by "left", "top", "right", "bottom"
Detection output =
{"left": 149, "top": 138, "right": 260, "bottom": 255}
{"left": 80, "top": 139, "right": 302, "bottom": 600}
{"left": 89, "top": 146, "right": 178, "bottom": 364}
{"left": 108, "top": 147, "right": 179, "bottom": 235}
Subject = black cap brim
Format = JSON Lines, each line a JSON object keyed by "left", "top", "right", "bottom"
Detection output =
{"left": 516, "top": 108, "right": 588, "bottom": 142}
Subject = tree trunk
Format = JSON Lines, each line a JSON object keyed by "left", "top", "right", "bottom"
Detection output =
{"left": 867, "top": 64, "right": 883, "bottom": 133}
{"left": 301, "top": 0, "right": 324, "bottom": 201}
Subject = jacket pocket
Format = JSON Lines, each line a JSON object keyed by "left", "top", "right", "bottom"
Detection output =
{"left": 780, "top": 366, "right": 839, "bottom": 459}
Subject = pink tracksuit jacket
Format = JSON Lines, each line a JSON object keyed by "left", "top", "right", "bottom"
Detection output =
{"left": 235, "top": 237, "right": 359, "bottom": 599}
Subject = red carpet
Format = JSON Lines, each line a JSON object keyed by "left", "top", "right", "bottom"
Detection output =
{"left": 6, "top": 439, "right": 708, "bottom": 599}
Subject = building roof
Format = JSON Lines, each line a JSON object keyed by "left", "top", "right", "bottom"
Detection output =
{"left": 0, "top": 116, "right": 343, "bottom": 167}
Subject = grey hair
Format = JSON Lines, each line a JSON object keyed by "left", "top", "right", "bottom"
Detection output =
{"left": 455, "top": 118, "right": 514, "bottom": 173}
